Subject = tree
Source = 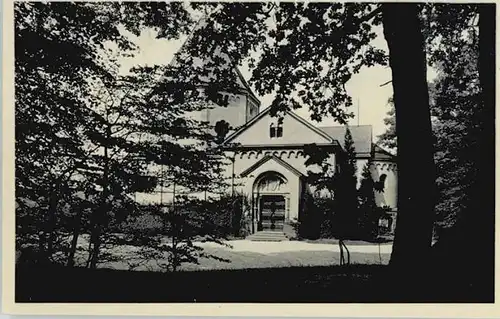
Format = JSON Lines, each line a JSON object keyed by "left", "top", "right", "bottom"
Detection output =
{"left": 130, "top": 198, "right": 231, "bottom": 272}
{"left": 214, "top": 120, "right": 231, "bottom": 144}
{"left": 158, "top": 3, "right": 492, "bottom": 278}
{"left": 382, "top": 4, "right": 436, "bottom": 269}
{"left": 14, "top": 2, "right": 146, "bottom": 263}
{"left": 81, "top": 76, "right": 162, "bottom": 269}
{"left": 431, "top": 45, "right": 480, "bottom": 238}
{"left": 335, "top": 128, "right": 359, "bottom": 264}
{"left": 473, "top": 4, "right": 495, "bottom": 296}
{"left": 303, "top": 144, "right": 337, "bottom": 198}
{"left": 303, "top": 143, "right": 336, "bottom": 239}
{"left": 15, "top": 2, "right": 234, "bottom": 270}
{"left": 183, "top": 3, "right": 436, "bottom": 269}
{"left": 432, "top": 3, "right": 495, "bottom": 297}
{"left": 357, "top": 161, "right": 379, "bottom": 240}
{"left": 375, "top": 4, "right": 493, "bottom": 294}
{"left": 304, "top": 128, "right": 358, "bottom": 262}
{"left": 333, "top": 127, "right": 359, "bottom": 239}
{"left": 181, "top": 3, "right": 429, "bottom": 266}
{"left": 378, "top": 5, "right": 480, "bottom": 239}
{"left": 377, "top": 98, "right": 396, "bottom": 152}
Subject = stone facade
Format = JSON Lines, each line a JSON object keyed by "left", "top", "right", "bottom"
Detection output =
{"left": 135, "top": 84, "right": 398, "bottom": 234}
{"left": 216, "top": 104, "right": 398, "bottom": 234}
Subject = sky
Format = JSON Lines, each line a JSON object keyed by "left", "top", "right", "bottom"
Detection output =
{"left": 118, "top": 19, "right": 437, "bottom": 143}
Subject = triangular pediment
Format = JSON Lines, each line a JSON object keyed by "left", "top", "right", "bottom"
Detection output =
{"left": 240, "top": 155, "right": 304, "bottom": 178}
{"left": 223, "top": 107, "right": 334, "bottom": 147}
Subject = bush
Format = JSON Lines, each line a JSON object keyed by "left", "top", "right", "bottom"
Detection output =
{"left": 200, "top": 193, "right": 250, "bottom": 238}
{"left": 296, "top": 194, "right": 335, "bottom": 240}
{"left": 298, "top": 193, "right": 386, "bottom": 241}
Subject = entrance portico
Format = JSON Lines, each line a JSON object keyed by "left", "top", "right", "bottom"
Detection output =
{"left": 253, "top": 172, "right": 289, "bottom": 231}
{"left": 241, "top": 155, "right": 304, "bottom": 234}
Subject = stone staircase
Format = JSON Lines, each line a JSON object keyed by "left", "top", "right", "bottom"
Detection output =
{"left": 247, "top": 231, "right": 289, "bottom": 242}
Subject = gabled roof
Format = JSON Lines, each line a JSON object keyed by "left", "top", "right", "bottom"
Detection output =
{"left": 240, "top": 155, "right": 304, "bottom": 178}
{"left": 223, "top": 106, "right": 334, "bottom": 145}
{"left": 318, "top": 125, "right": 373, "bottom": 155}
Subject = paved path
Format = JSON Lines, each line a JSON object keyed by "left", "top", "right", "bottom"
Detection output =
{"left": 71, "top": 236, "right": 393, "bottom": 271}
{"left": 201, "top": 239, "right": 393, "bottom": 254}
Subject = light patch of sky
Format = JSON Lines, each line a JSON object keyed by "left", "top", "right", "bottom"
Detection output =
{"left": 118, "top": 19, "right": 437, "bottom": 144}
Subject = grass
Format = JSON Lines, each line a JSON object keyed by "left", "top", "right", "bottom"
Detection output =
{"left": 101, "top": 246, "right": 390, "bottom": 272}
{"left": 64, "top": 235, "right": 391, "bottom": 272}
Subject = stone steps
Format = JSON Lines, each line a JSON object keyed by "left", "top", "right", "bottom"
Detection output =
{"left": 247, "top": 231, "right": 289, "bottom": 242}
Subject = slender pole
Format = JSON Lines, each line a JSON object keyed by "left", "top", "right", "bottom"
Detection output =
{"left": 357, "top": 98, "right": 360, "bottom": 126}
{"left": 251, "top": 193, "right": 255, "bottom": 234}
{"left": 231, "top": 156, "right": 235, "bottom": 198}
{"left": 172, "top": 181, "right": 176, "bottom": 211}
{"left": 160, "top": 165, "right": 163, "bottom": 206}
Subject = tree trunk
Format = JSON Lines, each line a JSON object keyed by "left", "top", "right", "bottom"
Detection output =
{"left": 89, "top": 222, "right": 102, "bottom": 269}
{"left": 460, "top": 3, "right": 496, "bottom": 299}
{"left": 89, "top": 127, "right": 111, "bottom": 269}
{"left": 477, "top": 4, "right": 495, "bottom": 291}
{"left": 432, "top": 6, "right": 496, "bottom": 300}
{"left": 67, "top": 207, "right": 84, "bottom": 267}
{"left": 45, "top": 190, "right": 59, "bottom": 261}
{"left": 382, "top": 4, "right": 436, "bottom": 269}
{"left": 89, "top": 173, "right": 108, "bottom": 269}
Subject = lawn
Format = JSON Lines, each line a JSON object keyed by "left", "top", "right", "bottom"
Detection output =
{"left": 106, "top": 247, "right": 391, "bottom": 271}
{"left": 68, "top": 237, "right": 392, "bottom": 271}
{"left": 16, "top": 237, "right": 487, "bottom": 303}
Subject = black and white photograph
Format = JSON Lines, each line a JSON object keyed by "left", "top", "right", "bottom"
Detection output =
{"left": 3, "top": 0, "right": 497, "bottom": 313}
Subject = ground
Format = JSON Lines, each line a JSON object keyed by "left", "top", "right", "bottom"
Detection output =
{"left": 17, "top": 238, "right": 484, "bottom": 302}
{"left": 70, "top": 237, "right": 392, "bottom": 271}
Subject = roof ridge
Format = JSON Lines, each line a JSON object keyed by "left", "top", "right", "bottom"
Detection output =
{"left": 222, "top": 106, "right": 335, "bottom": 145}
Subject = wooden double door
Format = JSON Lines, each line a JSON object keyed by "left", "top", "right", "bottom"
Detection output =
{"left": 259, "top": 195, "right": 286, "bottom": 231}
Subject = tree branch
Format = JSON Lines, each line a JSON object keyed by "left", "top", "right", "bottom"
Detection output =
{"left": 379, "top": 80, "right": 392, "bottom": 87}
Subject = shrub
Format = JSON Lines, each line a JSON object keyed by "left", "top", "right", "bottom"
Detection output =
{"left": 296, "top": 193, "right": 335, "bottom": 240}
{"left": 199, "top": 193, "right": 249, "bottom": 238}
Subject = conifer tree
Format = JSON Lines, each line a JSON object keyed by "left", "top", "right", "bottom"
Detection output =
{"left": 327, "top": 127, "right": 358, "bottom": 264}
{"left": 334, "top": 127, "right": 359, "bottom": 239}
{"left": 358, "top": 161, "right": 378, "bottom": 239}
{"left": 15, "top": 2, "right": 231, "bottom": 269}
{"left": 303, "top": 143, "right": 336, "bottom": 239}
{"left": 14, "top": 2, "right": 153, "bottom": 263}
{"left": 335, "top": 127, "right": 358, "bottom": 232}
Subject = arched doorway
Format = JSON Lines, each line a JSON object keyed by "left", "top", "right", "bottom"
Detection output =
{"left": 253, "top": 172, "right": 289, "bottom": 232}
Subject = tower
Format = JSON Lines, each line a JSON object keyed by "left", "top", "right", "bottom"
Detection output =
{"left": 168, "top": 16, "right": 261, "bottom": 133}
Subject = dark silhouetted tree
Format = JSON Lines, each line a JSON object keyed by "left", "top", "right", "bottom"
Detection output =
{"left": 358, "top": 161, "right": 379, "bottom": 240}
{"left": 382, "top": 4, "right": 436, "bottom": 270}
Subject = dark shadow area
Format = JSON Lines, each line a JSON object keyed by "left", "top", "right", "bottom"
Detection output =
{"left": 298, "top": 237, "right": 393, "bottom": 245}
{"left": 16, "top": 263, "right": 492, "bottom": 303}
